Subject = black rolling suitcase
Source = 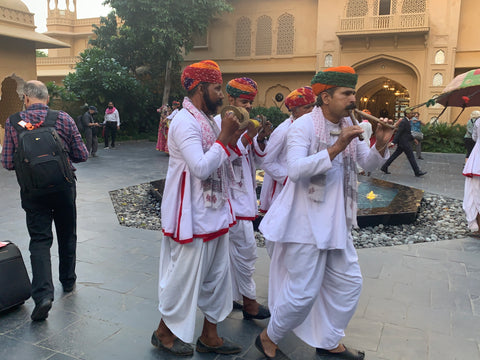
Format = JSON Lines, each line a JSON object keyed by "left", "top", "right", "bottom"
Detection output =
{"left": 0, "top": 241, "right": 31, "bottom": 312}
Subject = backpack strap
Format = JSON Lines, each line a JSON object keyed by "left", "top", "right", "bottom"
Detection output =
{"left": 43, "top": 110, "right": 59, "bottom": 127}
{"left": 9, "top": 112, "right": 24, "bottom": 134}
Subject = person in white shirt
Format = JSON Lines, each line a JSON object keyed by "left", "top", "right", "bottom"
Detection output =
{"left": 256, "top": 66, "right": 394, "bottom": 360}
{"left": 214, "top": 77, "right": 271, "bottom": 320}
{"left": 151, "top": 60, "right": 242, "bottom": 356}
{"left": 259, "top": 86, "right": 316, "bottom": 214}
{"left": 103, "top": 101, "right": 120, "bottom": 149}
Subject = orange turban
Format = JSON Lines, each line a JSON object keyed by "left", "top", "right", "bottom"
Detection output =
{"left": 181, "top": 60, "right": 222, "bottom": 91}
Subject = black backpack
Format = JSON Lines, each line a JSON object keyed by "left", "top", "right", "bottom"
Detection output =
{"left": 11, "top": 110, "right": 75, "bottom": 195}
{"left": 76, "top": 114, "right": 84, "bottom": 132}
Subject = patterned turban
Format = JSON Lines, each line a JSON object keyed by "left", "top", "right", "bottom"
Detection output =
{"left": 172, "top": 101, "right": 180, "bottom": 106}
{"left": 284, "top": 86, "right": 316, "bottom": 111}
{"left": 181, "top": 60, "right": 222, "bottom": 91}
{"left": 226, "top": 78, "right": 258, "bottom": 101}
{"left": 311, "top": 66, "right": 358, "bottom": 95}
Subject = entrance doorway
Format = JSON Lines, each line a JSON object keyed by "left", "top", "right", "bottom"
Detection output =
{"left": 356, "top": 77, "right": 409, "bottom": 120}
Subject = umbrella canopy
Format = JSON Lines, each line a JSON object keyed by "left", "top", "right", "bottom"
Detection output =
{"left": 436, "top": 68, "right": 480, "bottom": 107}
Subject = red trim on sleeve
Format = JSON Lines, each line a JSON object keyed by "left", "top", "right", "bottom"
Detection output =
{"left": 283, "top": 176, "right": 288, "bottom": 186}
{"left": 236, "top": 216, "right": 257, "bottom": 221}
{"left": 253, "top": 147, "right": 266, "bottom": 157}
{"left": 243, "top": 133, "right": 253, "bottom": 145}
{"left": 216, "top": 140, "right": 231, "bottom": 156}
{"left": 175, "top": 171, "right": 187, "bottom": 238}
{"left": 228, "top": 144, "right": 242, "bottom": 157}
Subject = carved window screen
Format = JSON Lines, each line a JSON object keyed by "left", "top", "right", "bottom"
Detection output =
{"left": 324, "top": 54, "right": 333, "bottom": 67}
{"left": 433, "top": 73, "right": 443, "bottom": 86}
{"left": 402, "top": 0, "right": 426, "bottom": 13}
{"left": 346, "top": 0, "right": 368, "bottom": 17}
{"left": 256, "top": 15, "right": 272, "bottom": 56}
{"left": 236, "top": 17, "right": 251, "bottom": 57}
{"left": 434, "top": 50, "right": 445, "bottom": 64}
{"left": 277, "top": 13, "right": 294, "bottom": 55}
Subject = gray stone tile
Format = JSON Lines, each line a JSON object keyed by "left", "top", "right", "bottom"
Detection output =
{"left": 405, "top": 304, "right": 451, "bottom": 335}
{"left": 428, "top": 332, "right": 480, "bottom": 360}
{"left": 0, "top": 335, "right": 56, "bottom": 360}
{"left": 376, "top": 323, "right": 428, "bottom": 360}
{"left": 344, "top": 317, "right": 383, "bottom": 352}
{"left": 364, "top": 296, "right": 408, "bottom": 326}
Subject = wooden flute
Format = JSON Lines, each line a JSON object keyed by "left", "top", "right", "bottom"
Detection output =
{"left": 348, "top": 109, "right": 364, "bottom": 141}
{"left": 353, "top": 109, "right": 396, "bottom": 130}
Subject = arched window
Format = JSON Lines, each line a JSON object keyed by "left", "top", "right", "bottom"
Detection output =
{"left": 402, "top": 0, "right": 426, "bottom": 13}
{"left": 346, "top": 0, "right": 368, "bottom": 17}
{"left": 434, "top": 50, "right": 445, "bottom": 64}
{"left": 433, "top": 73, "right": 443, "bottom": 86}
{"left": 373, "top": 0, "right": 397, "bottom": 15}
{"left": 256, "top": 15, "right": 272, "bottom": 56}
{"left": 324, "top": 54, "right": 333, "bottom": 67}
{"left": 277, "top": 13, "right": 294, "bottom": 55}
{"left": 235, "top": 17, "right": 251, "bottom": 57}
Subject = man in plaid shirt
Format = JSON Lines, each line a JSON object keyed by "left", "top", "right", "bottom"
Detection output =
{"left": 1, "top": 80, "right": 88, "bottom": 321}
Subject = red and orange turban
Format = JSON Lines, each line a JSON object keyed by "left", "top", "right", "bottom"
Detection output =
{"left": 310, "top": 66, "right": 358, "bottom": 95}
{"left": 226, "top": 78, "right": 258, "bottom": 101}
{"left": 181, "top": 60, "right": 222, "bottom": 91}
{"left": 284, "top": 86, "right": 316, "bottom": 111}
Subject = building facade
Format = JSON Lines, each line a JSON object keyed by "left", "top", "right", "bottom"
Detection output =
{"left": 40, "top": 0, "right": 480, "bottom": 123}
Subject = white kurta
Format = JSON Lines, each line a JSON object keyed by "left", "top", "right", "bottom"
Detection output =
{"left": 259, "top": 113, "right": 388, "bottom": 250}
{"left": 161, "top": 109, "right": 235, "bottom": 243}
{"left": 259, "top": 117, "right": 293, "bottom": 213}
{"left": 259, "top": 110, "right": 388, "bottom": 348}
{"left": 158, "top": 106, "right": 236, "bottom": 342}
{"left": 213, "top": 114, "right": 265, "bottom": 301}
{"left": 463, "top": 119, "right": 480, "bottom": 231}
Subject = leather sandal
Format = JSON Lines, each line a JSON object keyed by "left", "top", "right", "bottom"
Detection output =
{"left": 150, "top": 331, "right": 193, "bottom": 356}
{"left": 255, "top": 335, "right": 290, "bottom": 359}
{"left": 196, "top": 337, "right": 242, "bottom": 354}
{"left": 316, "top": 345, "right": 365, "bottom": 359}
{"left": 243, "top": 304, "right": 271, "bottom": 320}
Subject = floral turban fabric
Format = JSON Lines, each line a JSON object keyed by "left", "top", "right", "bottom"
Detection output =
{"left": 226, "top": 77, "right": 258, "bottom": 101}
{"left": 284, "top": 86, "right": 316, "bottom": 110}
{"left": 311, "top": 66, "right": 358, "bottom": 95}
{"left": 181, "top": 60, "right": 223, "bottom": 91}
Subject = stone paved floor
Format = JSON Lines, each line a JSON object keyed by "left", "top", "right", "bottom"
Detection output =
{"left": 0, "top": 141, "right": 479, "bottom": 359}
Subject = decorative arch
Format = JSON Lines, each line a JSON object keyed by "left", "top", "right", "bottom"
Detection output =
{"left": 256, "top": 15, "right": 272, "bottom": 56}
{"left": 235, "top": 17, "right": 251, "bottom": 57}
{"left": 277, "top": 13, "right": 294, "bottom": 55}
{"left": 264, "top": 84, "right": 291, "bottom": 109}
{"left": 432, "top": 73, "right": 443, "bottom": 86}
{"left": 324, "top": 54, "right": 333, "bottom": 67}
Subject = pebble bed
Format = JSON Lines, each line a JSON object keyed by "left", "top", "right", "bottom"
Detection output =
{"left": 109, "top": 183, "right": 471, "bottom": 249}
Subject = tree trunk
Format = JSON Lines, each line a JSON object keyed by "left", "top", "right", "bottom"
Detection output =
{"left": 162, "top": 59, "right": 173, "bottom": 106}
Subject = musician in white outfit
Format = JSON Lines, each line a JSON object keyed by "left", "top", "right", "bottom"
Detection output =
{"left": 259, "top": 87, "right": 316, "bottom": 214}
{"left": 256, "top": 66, "right": 394, "bottom": 360}
{"left": 151, "top": 60, "right": 243, "bottom": 357}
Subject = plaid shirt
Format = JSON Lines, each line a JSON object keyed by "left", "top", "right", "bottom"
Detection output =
{"left": 1, "top": 103, "right": 88, "bottom": 170}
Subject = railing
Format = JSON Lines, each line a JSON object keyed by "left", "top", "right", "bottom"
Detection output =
{"left": 337, "top": 12, "right": 428, "bottom": 35}
{"left": 36, "top": 57, "right": 78, "bottom": 66}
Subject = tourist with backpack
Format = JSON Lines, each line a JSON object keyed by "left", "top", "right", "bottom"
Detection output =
{"left": 1, "top": 80, "right": 88, "bottom": 321}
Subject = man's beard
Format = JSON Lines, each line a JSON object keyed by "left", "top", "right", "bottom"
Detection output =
{"left": 204, "top": 91, "right": 223, "bottom": 115}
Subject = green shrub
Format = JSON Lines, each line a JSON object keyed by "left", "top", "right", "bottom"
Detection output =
{"left": 422, "top": 123, "right": 466, "bottom": 153}
{"left": 250, "top": 106, "right": 290, "bottom": 128}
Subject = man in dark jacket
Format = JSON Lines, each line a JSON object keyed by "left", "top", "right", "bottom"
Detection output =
{"left": 81, "top": 105, "right": 100, "bottom": 157}
{"left": 1, "top": 80, "right": 88, "bottom": 321}
{"left": 381, "top": 109, "right": 427, "bottom": 177}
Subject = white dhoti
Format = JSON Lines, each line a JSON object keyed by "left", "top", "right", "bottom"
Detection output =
{"left": 157, "top": 234, "right": 232, "bottom": 343}
{"left": 463, "top": 177, "right": 480, "bottom": 232}
{"left": 266, "top": 239, "right": 362, "bottom": 349}
{"left": 229, "top": 219, "right": 258, "bottom": 301}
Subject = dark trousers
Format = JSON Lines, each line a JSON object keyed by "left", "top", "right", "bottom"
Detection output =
{"left": 85, "top": 128, "right": 98, "bottom": 155}
{"left": 104, "top": 121, "right": 117, "bottom": 147}
{"left": 382, "top": 144, "right": 421, "bottom": 175}
{"left": 21, "top": 184, "right": 77, "bottom": 304}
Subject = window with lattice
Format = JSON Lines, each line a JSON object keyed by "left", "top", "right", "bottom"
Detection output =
{"left": 374, "top": 0, "right": 397, "bottom": 15}
{"left": 433, "top": 73, "right": 443, "bottom": 86}
{"left": 402, "top": 0, "right": 425, "bottom": 13}
{"left": 346, "top": 0, "right": 368, "bottom": 17}
{"left": 256, "top": 15, "right": 272, "bottom": 56}
{"left": 434, "top": 50, "right": 445, "bottom": 64}
{"left": 236, "top": 17, "right": 251, "bottom": 57}
{"left": 324, "top": 54, "right": 333, "bottom": 67}
{"left": 277, "top": 13, "right": 294, "bottom": 55}
{"left": 193, "top": 32, "right": 208, "bottom": 48}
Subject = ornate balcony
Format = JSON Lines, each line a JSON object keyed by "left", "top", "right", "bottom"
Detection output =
{"left": 337, "top": 12, "right": 429, "bottom": 37}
